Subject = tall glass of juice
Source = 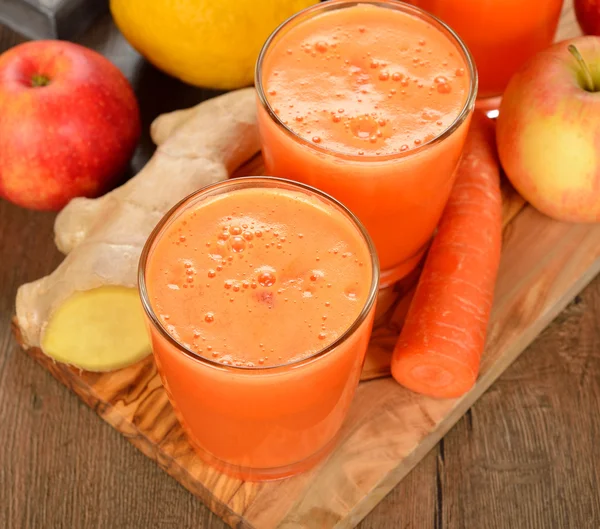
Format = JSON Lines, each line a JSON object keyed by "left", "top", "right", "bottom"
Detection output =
{"left": 256, "top": 0, "right": 476, "bottom": 287}
{"left": 139, "top": 177, "right": 379, "bottom": 481}
{"left": 409, "top": 0, "right": 564, "bottom": 106}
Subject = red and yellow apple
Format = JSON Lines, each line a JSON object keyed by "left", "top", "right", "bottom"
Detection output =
{"left": 497, "top": 36, "right": 600, "bottom": 223}
{"left": 575, "top": 0, "right": 600, "bottom": 36}
{"left": 0, "top": 40, "right": 140, "bottom": 211}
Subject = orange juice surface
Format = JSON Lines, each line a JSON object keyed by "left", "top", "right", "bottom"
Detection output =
{"left": 143, "top": 181, "right": 377, "bottom": 479}
{"left": 147, "top": 187, "right": 372, "bottom": 364}
{"left": 411, "top": 0, "right": 563, "bottom": 100}
{"left": 263, "top": 3, "right": 469, "bottom": 156}
{"left": 257, "top": 1, "right": 475, "bottom": 286}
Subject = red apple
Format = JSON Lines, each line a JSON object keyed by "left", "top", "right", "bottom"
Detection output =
{"left": 0, "top": 40, "right": 140, "bottom": 211}
{"left": 575, "top": 0, "right": 600, "bottom": 36}
{"left": 497, "top": 36, "right": 600, "bottom": 223}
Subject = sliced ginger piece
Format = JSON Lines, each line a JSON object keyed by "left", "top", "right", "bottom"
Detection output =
{"left": 42, "top": 287, "right": 149, "bottom": 371}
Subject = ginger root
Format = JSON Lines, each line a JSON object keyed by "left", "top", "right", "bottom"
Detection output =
{"left": 16, "top": 88, "right": 260, "bottom": 371}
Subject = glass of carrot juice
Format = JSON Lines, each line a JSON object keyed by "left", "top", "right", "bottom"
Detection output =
{"left": 255, "top": 0, "right": 477, "bottom": 288}
{"left": 139, "top": 177, "right": 379, "bottom": 481}
{"left": 408, "top": 0, "right": 564, "bottom": 108}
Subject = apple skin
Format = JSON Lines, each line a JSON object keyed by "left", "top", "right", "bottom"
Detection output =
{"left": 497, "top": 36, "right": 600, "bottom": 223}
{"left": 575, "top": 0, "right": 600, "bottom": 36}
{"left": 0, "top": 40, "right": 141, "bottom": 211}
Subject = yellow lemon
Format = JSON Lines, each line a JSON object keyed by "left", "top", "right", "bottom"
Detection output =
{"left": 110, "top": 0, "right": 318, "bottom": 90}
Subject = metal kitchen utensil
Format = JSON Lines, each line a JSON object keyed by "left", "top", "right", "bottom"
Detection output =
{"left": 0, "top": 0, "right": 108, "bottom": 40}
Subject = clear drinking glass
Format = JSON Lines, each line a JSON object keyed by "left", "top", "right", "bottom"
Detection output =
{"left": 139, "top": 177, "right": 379, "bottom": 481}
{"left": 255, "top": 0, "right": 477, "bottom": 287}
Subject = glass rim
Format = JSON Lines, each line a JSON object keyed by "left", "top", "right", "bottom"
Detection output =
{"left": 255, "top": 0, "right": 478, "bottom": 162}
{"left": 138, "top": 176, "right": 380, "bottom": 373}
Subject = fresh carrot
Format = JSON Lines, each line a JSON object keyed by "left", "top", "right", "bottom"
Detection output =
{"left": 391, "top": 111, "right": 503, "bottom": 399}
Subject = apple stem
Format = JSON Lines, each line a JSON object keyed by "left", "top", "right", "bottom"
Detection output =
{"left": 31, "top": 74, "right": 50, "bottom": 88}
{"left": 568, "top": 44, "right": 596, "bottom": 92}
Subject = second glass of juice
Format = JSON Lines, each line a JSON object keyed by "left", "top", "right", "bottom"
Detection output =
{"left": 139, "top": 177, "right": 379, "bottom": 481}
{"left": 256, "top": 0, "right": 476, "bottom": 287}
{"left": 409, "top": 0, "right": 564, "bottom": 106}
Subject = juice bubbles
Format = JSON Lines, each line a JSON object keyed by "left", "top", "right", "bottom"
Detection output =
{"left": 410, "top": 0, "right": 564, "bottom": 102}
{"left": 139, "top": 178, "right": 379, "bottom": 480}
{"left": 256, "top": 0, "right": 476, "bottom": 287}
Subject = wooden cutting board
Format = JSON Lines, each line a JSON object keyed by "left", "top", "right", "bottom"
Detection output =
{"left": 14, "top": 8, "right": 599, "bottom": 528}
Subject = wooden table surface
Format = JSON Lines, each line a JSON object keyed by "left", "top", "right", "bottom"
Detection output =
{"left": 1, "top": 3, "right": 599, "bottom": 528}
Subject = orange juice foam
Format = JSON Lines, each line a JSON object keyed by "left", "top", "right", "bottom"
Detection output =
{"left": 145, "top": 186, "right": 372, "bottom": 366}
{"left": 262, "top": 2, "right": 470, "bottom": 157}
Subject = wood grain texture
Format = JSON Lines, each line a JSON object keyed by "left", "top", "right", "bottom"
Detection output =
{"left": 1, "top": 3, "right": 599, "bottom": 529}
